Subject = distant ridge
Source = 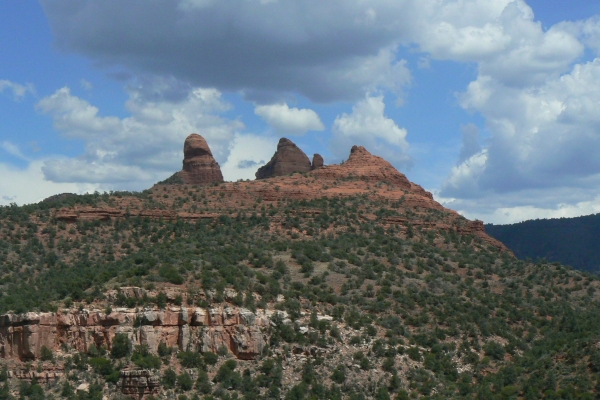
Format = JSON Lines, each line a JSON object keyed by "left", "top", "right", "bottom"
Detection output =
{"left": 486, "top": 213, "right": 600, "bottom": 272}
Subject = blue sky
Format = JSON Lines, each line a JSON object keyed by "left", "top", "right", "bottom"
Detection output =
{"left": 2, "top": 0, "right": 600, "bottom": 224}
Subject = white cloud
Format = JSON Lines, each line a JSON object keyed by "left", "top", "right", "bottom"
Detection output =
{"left": 36, "top": 79, "right": 244, "bottom": 188}
{"left": 1, "top": 142, "right": 28, "bottom": 161}
{"left": 332, "top": 95, "right": 410, "bottom": 165}
{"left": 33, "top": 0, "right": 600, "bottom": 221}
{"left": 457, "top": 124, "right": 482, "bottom": 164}
{"left": 0, "top": 80, "right": 34, "bottom": 100}
{"left": 221, "top": 134, "right": 278, "bottom": 181}
{"left": 80, "top": 79, "right": 93, "bottom": 90}
{"left": 444, "top": 57, "right": 600, "bottom": 199}
{"left": 0, "top": 160, "right": 99, "bottom": 206}
{"left": 254, "top": 103, "right": 324, "bottom": 135}
{"left": 436, "top": 188, "right": 600, "bottom": 225}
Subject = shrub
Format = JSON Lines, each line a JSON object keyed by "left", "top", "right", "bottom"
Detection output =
{"left": 483, "top": 341, "right": 506, "bottom": 361}
{"left": 89, "top": 357, "right": 114, "bottom": 376}
{"left": 159, "top": 266, "right": 185, "bottom": 284}
{"left": 111, "top": 334, "right": 132, "bottom": 359}
{"left": 331, "top": 364, "right": 346, "bottom": 384}
{"left": 214, "top": 359, "right": 241, "bottom": 389}
{"left": 407, "top": 347, "right": 422, "bottom": 362}
{"left": 162, "top": 368, "right": 177, "bottom": 389}
{"left": 203, "top": 352, "right": 218, "bottom": 365}
{"left": 158, "top": 341, "right": 172, "bottom": 357}
{"left": 177, "top": 372, "right": 194, "bottom": 391}
{"left": 195, "top": 370, "right": 212, "bottom": 394}
{"left": 40, "top": 345, "right": 53, "bottom": 361}
{"left": 131, "top": 345, "right": 161, "bottom": 369}
{"left": 177, "top": 350, "right": 203, "bottom": 368}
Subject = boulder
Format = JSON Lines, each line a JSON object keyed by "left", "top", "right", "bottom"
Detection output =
{"left": 255, "top": 138, "right": 311, "bottom": 179}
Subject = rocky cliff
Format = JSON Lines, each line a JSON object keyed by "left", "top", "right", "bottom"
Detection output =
{"left": 162, "top": 133, "right": 223, "bottom": 185}
{"left": 255, "top": 138, "right": 312, "bottom": 179}
{"left": 0, "top": 303, "right": 271, "bottom": 362}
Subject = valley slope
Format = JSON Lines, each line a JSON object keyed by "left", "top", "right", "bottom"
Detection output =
{"left": 0, "top": 143, "right": 599, "bottom": 399}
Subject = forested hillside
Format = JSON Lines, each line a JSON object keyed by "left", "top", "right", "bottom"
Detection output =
{"left": 0, "top": 145, "right": 599, "bottom": 399}
{"left": 486, "top": 213, "right": 600, "bottom": 273}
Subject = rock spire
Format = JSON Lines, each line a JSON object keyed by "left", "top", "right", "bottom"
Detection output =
{"left": 311, "top": 154, "right": 324, "bottom": 170}
{"left": 163, "top": 134, "right": 224, "bottom": 185}
{"left": 255, "top": 138, "right": 312, "bottom": 179}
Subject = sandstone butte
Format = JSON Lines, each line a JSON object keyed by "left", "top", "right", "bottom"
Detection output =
{"left": 53, "top": 140, "right": 507, "bottom": 252}
{"left": 255, "top": 137, "right": 315, "bottom": 179}
{"left": 163, "top": 133, "right": 224, "bottom": 185}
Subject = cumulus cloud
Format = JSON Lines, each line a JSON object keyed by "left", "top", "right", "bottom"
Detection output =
{"left": 422, "top": 2, "right": 600, "bottom": 221}
{"left": 36, "top": 0, "right": 600, "bottom": 220}
{"left": 457, "top": 124, "right": 482, "bottom": 164}
{"left": 40, "top": 0, "right": 414, "bottom": 102}
{"left": 37, "top": 78, "right": 244, "bottom": 188}
{"left": 254, "top": 103, "right": 324, "bottom": 135}
{"left": 0, "top": 80, "right": 34, "bottom": 100}
{"left": 332, "top": 95, "right": 410, "bottom": 165}
{"left": 444, "top": 57, "right": 600, "bottom": 199}
{"left": 0, "top": 160, "right": 98, "bottom": 206}
{"left": 1, "top": 142, "right": 28, "bottom": 161}
{"left": 221, "top": 134, "right": 278, "bottom": 181}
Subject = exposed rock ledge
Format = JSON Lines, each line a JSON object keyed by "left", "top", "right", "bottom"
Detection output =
{"left": 0, "top": 305, "right": 286, "bottom": 362}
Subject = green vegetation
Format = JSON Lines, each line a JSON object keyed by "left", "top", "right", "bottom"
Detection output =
{"left": 486, "top": 213, "right": 600, "bottom": 273}
{"left": 1, "top": 189, "right": 600, "bottom": 398}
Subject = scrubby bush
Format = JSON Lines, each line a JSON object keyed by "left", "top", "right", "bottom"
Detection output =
{"left": 111, "top": 334, "right": 132, "bottom": 359}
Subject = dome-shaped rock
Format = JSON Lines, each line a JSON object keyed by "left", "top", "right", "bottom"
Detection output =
{"left": 255, "top": 138, "right": 311, "bottom": 179}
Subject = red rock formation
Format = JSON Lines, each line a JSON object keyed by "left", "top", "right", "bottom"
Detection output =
{"left": 311, "top": 154, "right": 324, "bottom": 170}
{"left": 54, "top": 207, "right": 219, "bottom": 223}
{"left": 255, "top": 138, "right": 312, "bottom": 179}
{"left": 50, "top": 142, "right": 507, "bottom": 253}
{"left": 120, "top": 370, "right": 160, "bottom": 398}
{"left": 312, "top": 145, "right": 413, "bottom": 190}
{"left": 164, "top": 133, "right": 223, "bottom": 185}
{"left": 0, "top": 305, "right": 267, "bottom": 362}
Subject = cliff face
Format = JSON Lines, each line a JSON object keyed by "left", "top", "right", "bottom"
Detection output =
{"left": 255, "top": 138, "right": 312, "bottom": 179}
{"left": 0, "top": 304, "right": 271, "bottom": 362}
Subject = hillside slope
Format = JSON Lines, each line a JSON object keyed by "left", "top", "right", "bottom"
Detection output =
{"left": 486, "top": 213, "right": 600, "bottom": 273}
{"left": 0, "top": 143, "right": 599, "bottom": 399}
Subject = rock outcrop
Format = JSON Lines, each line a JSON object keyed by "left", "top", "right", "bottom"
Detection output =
{"left": 0, "top": 305, "right": 268, "bottom": 362}
{"left": 255, "top": 138, "right": 312, "bottom": 179}
{"left": 313, "top": 145, "right": 413, "bottom": 190}
{"left": 163, "top": 134, "right": 223, "bottom": 185}
{"left": 311, "top": 154, "right": 324, "bottom": 170}
{"left": 120, "top": 370, "right": 160, "bottom": 398}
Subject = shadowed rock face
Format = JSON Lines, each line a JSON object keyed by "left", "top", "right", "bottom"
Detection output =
{"left": 311, "top": 154, "right": 324, "bottom": 170}
{"left": 255, "top": 138, "right": 311, "bottom": 179}
{"left": 168, "top": 134, "right": 223, "bottom": 185}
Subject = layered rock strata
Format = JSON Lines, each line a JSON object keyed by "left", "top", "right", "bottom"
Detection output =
{"left": 120, "top": 370, "right": 160, "bottom": 398}
{"left": 165, "top": 133, "right": 223, "bottom": 185}
{"left": 0, "top": 306, "right": 270, "bottom": 362}
{"left": 313, "top": 145, "right": 414, "bottom": 191}
{"left": 256, "top": 138, "right": 312, "bottom": 179}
